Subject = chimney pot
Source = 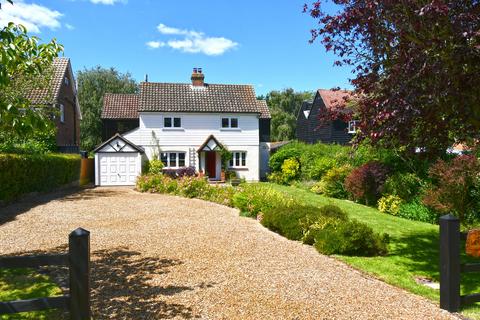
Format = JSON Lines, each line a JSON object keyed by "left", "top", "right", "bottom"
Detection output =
{"left": 191, "top": 67, "right": 205, "bottom": 86}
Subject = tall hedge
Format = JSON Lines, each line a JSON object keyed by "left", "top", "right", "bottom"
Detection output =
{"left": 0, "top": 153, "right": 81, "bottom": 203}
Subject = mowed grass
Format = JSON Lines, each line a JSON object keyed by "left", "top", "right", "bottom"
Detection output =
{"left": 0, "top": 268, "right": 64, "bottom": 320}
{"left": 267, "top": 183, "right": 480, "bottom": 319}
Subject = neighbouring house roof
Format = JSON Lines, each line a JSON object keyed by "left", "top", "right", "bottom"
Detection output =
{"left": 102, "top": 93, "right": 139, "bottom": 119}
{"left": 317, "top": 89, "right": 353, "bottom": 112}
{"left": 102, "top": 82, "right": 271, "bottom": 120}
{"left": 24, "top": 57, "right": 82, "bottom": 119}
{"left": 26, "top": 57, "right": 71, "bottom": 105}
{"left": 93, "top": 133, "right": 144, "bottom": 153}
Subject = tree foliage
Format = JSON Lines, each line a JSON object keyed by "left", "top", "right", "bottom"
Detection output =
{"left": 77, "top": 67, "right": 138, "bottom": 151}
{"left": 0, "top": 23, "right": 63, "bottom": 136}
{"left": 265, "top": 88, "right": 314, "bottom": 141}
{"left": 305, "top": 1, "right": 480, "bottom": 157}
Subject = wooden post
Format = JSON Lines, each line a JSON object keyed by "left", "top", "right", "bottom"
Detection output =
{"left": 440, "top": 214, "right": 461, "bottom": 312}
{"left": 69, "top": 228, "right": 90, "bottom": 320}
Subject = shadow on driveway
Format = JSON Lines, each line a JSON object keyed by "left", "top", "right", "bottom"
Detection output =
{"left": 1, "top": 246, "right": 201, "bottom": 319}
{"left": 0, "top": 187, "right": 129, "bottom": 227}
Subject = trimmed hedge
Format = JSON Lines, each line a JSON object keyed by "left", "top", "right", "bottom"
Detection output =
{"left": 0, "top": 153, "right": 81, "bottom": 203}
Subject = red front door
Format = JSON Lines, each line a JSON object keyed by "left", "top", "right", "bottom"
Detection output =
{"left": 205, "top": 152, "right": 216, "bottom": 179}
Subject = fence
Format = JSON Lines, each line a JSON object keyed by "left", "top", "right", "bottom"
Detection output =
{"left": 0, "top": 228, "right": 91, "bottom": 319}
{"left": 440, "top": 214, "right": 480, "bottom": 312}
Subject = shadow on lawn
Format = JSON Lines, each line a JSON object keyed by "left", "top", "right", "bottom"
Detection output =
{"left": 0, "top": 187, "right": 129, "bottom": 227}
{"left": 2, "top": 246, "right": 203, "bottom": 319}
{"left": 392, "top": 228, "right": 480, "bottom": 296}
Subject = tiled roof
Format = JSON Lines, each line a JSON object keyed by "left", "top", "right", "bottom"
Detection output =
{"left": 317, "top": 89, "right": 353, "bottom": 111}
{"left": 256, "top": 100, "right": 271, "bottom": 119}
{"left": 139, "top": 82, "right": 268, "bottom": 116}
{"left": 102, "top": 93, "right": 139, "bottom": 119}
{"left": 26, "top": 57, "right": 71, "bottom": 105}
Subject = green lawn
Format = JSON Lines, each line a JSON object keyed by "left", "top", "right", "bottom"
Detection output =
{"left": 268, "top": 183, "right": 480, "bottom": 319}
{"left": 0, "top": 269, "right": 64, "bottom": 320}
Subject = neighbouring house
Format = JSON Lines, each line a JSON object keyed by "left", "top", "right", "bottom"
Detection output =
{"left": 26, "top": 57, "right": 82, "bottom": 153}
{"left": 94, "top": 68, "right": 271, "bottom": 186}
{"left": 297, "top": 89, "right": 354, "bottom": 145}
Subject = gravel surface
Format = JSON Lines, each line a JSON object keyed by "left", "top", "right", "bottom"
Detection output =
{"left": 0, "top": 187, "right": 459, "bottom": 319}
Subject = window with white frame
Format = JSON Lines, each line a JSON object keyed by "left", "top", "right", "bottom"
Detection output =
{"left": 348, "top": 120, "right": 358, "bottom": 134}
{"left": 164, "top": 117, "right": 182, "bottom": 128}
{"left": 60, "top": 104, "right": 65, "bottom": 123}
{"left": 221, "top": 117, "right": 238, "bottom": 128}
{"left": 229, "top": 151, "right": 247, "bottom": 167}
{"left": 160, "top": 152, "right": 186, "bottom": 168}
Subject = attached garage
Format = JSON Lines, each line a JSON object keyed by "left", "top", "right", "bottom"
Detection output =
{"left": 94, "top": 134, "right": 144, "bottom": 186}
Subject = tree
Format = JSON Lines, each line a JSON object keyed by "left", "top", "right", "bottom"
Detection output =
{"left": 77, "top": 67, "right": 138, "bottom": 151}
{"left": 265, "top": 88, "right": 314, "bottom": 141}
{"left": 0, "top": 22, "right": 63, "bottom": 137}
{"left": 305, "top": 1, "right": 480, "bottom": 158}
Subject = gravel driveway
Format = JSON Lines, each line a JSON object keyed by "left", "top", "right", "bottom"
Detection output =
{"left": 0, "top": 187, "right": 458, "bottom": 319}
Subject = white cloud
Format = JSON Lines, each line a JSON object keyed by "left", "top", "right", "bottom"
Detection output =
{"left": 0, "top": 0, "right": 62, "bottom": 33}
{"left": 146, "top": 41, "right": 165, "bottom": 49}
{"left": 148, "top": 23, "right": 238, "bottom": 56}
{"left": 65, "top": 23, "right": 75, "bottom": 30}
{"left": 90, "top": 0, "right": 126, "bottom": 4}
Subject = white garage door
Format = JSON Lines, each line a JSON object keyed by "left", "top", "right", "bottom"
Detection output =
{"left": 98, "top": 153, "right": 139, "bottom": 186}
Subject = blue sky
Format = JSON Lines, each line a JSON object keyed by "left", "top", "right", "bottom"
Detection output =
{"left": 0, "top": 0, "right": 352, "bottom": 95}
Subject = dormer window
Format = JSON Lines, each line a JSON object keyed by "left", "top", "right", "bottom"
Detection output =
{"left": 164, "top": 117, "right": 181, "bottom": 128}
{"left": 221, "top": 117, "right": 238, "bottom": 128}
{"left": 348, "top": 120, "right": 358, "bottom": 134}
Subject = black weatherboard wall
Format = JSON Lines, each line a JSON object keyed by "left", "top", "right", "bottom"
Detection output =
{"left": 296, "top": 93, "right": 352, "bottom": 145}
{"left": 102, "top": 119, "right": 139, "bottom": 141}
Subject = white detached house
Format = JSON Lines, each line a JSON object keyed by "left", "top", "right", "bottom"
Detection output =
{"left": 94, "top": 68, "right": 271, "bottom": 186}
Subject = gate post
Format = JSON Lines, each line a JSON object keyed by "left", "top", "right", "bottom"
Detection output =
{"left": 69, "top": 228, "right": 91, "bottom": 320}
{"left": 440, "top": 214, "right": 461, "bottom": 312}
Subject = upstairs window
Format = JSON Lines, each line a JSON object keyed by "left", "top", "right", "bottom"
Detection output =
{"left": 164, "top": 117, "right": 181, "bottom": 128}
{"left": 64, "top": 76, "right": 69, "bottom": 86}
{"left": 60, "top": 104, "right": 65, "bottom": 123}
{"left": 348, "top": 120, "right": 358, "bottom": 134}
{"left": 160, "top": 152, "right": 186, "bottom": 168}
{"left": 221, "top": 117, "right": 238, "bottom": 128}
{"left": 229, "top": 152, "right": 247, "bottom": 167}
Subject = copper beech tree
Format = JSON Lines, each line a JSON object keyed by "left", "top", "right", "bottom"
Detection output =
{"left": 305, "top": 1, "right": 480, "bottom": 157}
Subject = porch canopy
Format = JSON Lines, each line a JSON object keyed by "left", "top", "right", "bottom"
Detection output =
{"left": 197, "top": 135, "right": 224, "bottom": 179}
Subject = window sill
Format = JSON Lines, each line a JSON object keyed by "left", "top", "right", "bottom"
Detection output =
{"left": 220, "top": 128, "right": 242, "bottom": 132}
{"left": 228, "top": 167, "right": 248, "bottom": 171}
{"left": 163, "top": 128, "right": 185, "bottom": 131}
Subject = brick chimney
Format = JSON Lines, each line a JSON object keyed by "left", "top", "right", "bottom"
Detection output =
{"left": 191, "top": 67, "right": 205, "bottom": 86}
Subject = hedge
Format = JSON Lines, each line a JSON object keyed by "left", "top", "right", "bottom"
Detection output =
{"left": 0, "top": 153, "right": 81, "bottom": 203}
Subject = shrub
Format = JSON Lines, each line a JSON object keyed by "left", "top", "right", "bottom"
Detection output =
{"left": 136, "top": 173, "right": 236, "bottom": 207}
{"left": 423, "top": 155, "right": 480, "bottom": 224}
{"left": 303, "top": 157, "right": 337, "bottom": 181}
{"left": 300, "top": 204, "right": 349, "bottom": 245}
{"left": 0, "top": 153, "right": 81, "bottom": 203}
{"left": 312, "top": 219, "right": 389, "bottom": 256}
{"left": 145, "top": 158, "right": 164, "bottom": 175}
{"left": 398, "top": 199, "right": 438, "bottom": 224}
{"left": 383, "top": 172, "right": 423, "bottom": 202}
{"left": 201, "top": 185, "right": 236, "bottom": 207}
{"left": 344, "top": 161, "right": 390, "bottom": 205}
{"left": 281, "top": 158, "right": 300, "bottom": 182}
{"left": 378, "top": 195, "right": 403, "bottom": 216}
{"left": 261, "top": 203, "right": 319, "bottom": 241}
{"left": 163, "top": 166, "right": 196, "bottom": 178}
{"left": 177, "top": 176, "right": 209, "bottom": 198}
{"left": 232, "top": 184, "right": 291, "bottom": 218}
{"left": 311, "top": 165, "right": 352, "bottom": 199}
{"left": 269, "top": 147, "right": 301, "bottom": 172}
